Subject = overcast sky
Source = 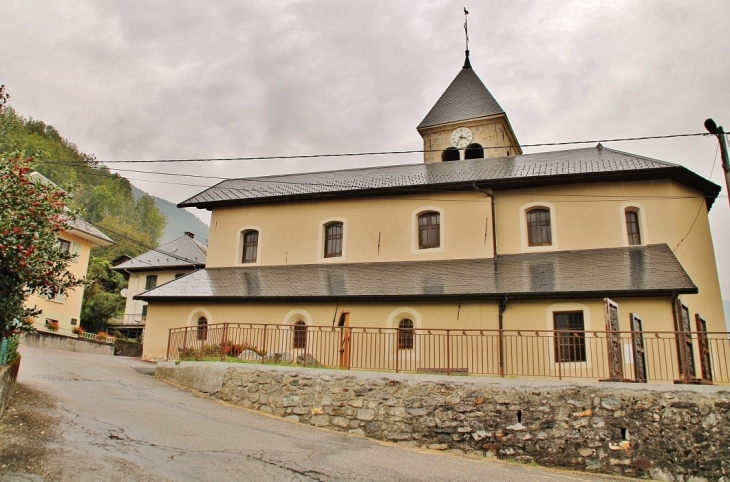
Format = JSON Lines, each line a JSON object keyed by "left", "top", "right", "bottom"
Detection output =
{"left": 2, "top": 1, "right": 729, "bottom": 299}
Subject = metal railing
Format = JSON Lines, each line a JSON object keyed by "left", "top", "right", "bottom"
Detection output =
{"left": 167, "top": 323, "right": 730, "bottom": 384}
{"left": 33, "top": 323, "right": 116, "bottom": 345}
{"left": 113, "top": 314, "right": 146, "bottom": 325}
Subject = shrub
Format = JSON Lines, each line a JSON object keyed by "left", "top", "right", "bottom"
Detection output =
{"left": 95, "top": 331, "right": 114, "bottom": 343}
{"left": 45, "top": 320, "right": 59, "bottom": 331}
{"left": 72, "top": 326, "right": 84, "bottom": 336}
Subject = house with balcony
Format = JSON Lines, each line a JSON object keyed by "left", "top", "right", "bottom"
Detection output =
{"left": 112, "top": 232, "right": 206, "bottom": 330}
{"left": 25, "top": 174, "right": 115, "bottom": 332}
{"left": 137, "top": 52, "right": 727, "bottom": 383}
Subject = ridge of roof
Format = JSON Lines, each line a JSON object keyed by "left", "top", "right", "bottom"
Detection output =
{"left": 417, "top": 65, "right": 505, "bottom": 130}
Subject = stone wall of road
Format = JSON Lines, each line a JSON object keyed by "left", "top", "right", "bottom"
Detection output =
{"left": 156, "top": 362, "right": 730, "bottom": 481}
{"left": 22, "top": 332, "right": 114, "bottom": 356}
{"left": 0, "top": 356, "right": 20, "bottom": 419}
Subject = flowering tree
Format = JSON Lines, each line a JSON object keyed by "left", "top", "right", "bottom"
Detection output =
{"left": 0, "top": 154, "right": 82, "bottom": 337}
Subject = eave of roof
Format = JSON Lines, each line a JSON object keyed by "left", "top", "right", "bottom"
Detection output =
{"left": 112, "top": 235, "right": 207, "bottom": 271}
{"left": 136, "top": 244, "right": 696, "bottom": 303}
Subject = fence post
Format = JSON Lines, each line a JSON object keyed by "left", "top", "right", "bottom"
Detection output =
{"left": 498, "top": 329, "right": 504, "bottom": 377}
{"left": 446, "top": 330, "right": 451, "bottom": 376}
{"left": 220, "top": 324, "right": 228, "bottom": 361}
{"left": 166, "top": 329, "right": 172, "bottom": 361}
{"left": 303, "top": 325, "right": 308, "bottom": 367}
{"left": 261, "top": 325, "right": 267, "bottom": 364}
{"left": 395, "top": 329, "right": 400, "bottom": 373}
{"left": 557, "top": 331, "right": 562, "bottom": 380}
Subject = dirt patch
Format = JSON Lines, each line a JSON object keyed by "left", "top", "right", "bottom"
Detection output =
{"left": 0, "top": 383, "right": 65, "bottom": 480}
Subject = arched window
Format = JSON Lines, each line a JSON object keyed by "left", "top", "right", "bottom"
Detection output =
{"left": 398, "top": 319, "right": 414, "bottom": 350}
{"left": 293, "top": 321, "right": 307, "bottom": 349}
{"left": 242, "top": 230, "right": 259, "bottom": 263}
{"left": 324, "top": 222, "right": 343, "bottom": 258}
{"left": 526, "top": 208, "right": 552, "bottom": 246}
{"left": 464, "top": 143, "right": 484, "bottom": 159}
{"left": 418, "top": 212, "right": 440, "bottom": 249}
{"left": 196, "top": 316, "right": 208, "bottom": 341}
{"left": 625, "top": 210, "right": 641, "bottom": 245}
{"left": 442, "top": 147, "right": 460, "bottom": 162}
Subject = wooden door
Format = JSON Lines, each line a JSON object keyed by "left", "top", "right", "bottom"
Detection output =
{"left": 630, "top": 313, "right": 647, "bottom": 383}
{"left": 695, "top": 314, "right": 713, "bottom": 383}
{"left": 674, "top": 300, "right": 697, "bottom": 382}
{"left": 604, "top": 298, "right": 624, "bottom": 380}
{"left": 338, "top": 310, "right": 351, "bottom": 369}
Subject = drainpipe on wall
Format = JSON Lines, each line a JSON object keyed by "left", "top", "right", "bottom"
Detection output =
{"left": 472, "top": 182, "right": 497, "bottom": 258}
{"left": 498, "top": 295, "right": 508, "bottom": 377}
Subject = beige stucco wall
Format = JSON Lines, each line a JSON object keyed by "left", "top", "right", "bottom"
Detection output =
{"left": 26, "top": 230, "right": 92, "bottom": 332}
{"left": 419, "top": 115, "right": 521, "bottom": 163}
{"left": 143, "top": 295, "right": 711, "bottom": 383}
{"left": 206, "top": 191, "right": 494, "bottom": 268}
{"left": 494, "top": 180, "right": 725, "bottom": 332}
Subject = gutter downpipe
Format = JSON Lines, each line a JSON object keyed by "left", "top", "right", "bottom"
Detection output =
{"left": 473, "top": 182, "right": 504, "bottom": 375}
{"left": 498, "top": 295, "right": 508, "bottom": 377}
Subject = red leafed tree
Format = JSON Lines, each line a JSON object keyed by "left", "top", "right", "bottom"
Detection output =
{"left": 0, "top": 87, "right": 82, "bottom": 337}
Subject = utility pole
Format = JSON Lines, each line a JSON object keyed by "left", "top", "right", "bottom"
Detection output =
{"left": 704, "top": 118, "right": 730, "bottom": 206}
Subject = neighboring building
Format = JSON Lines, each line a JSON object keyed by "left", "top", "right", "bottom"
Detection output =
{"left": 113, "top": 232, "right": 206, "bottom": 327}
{"left": 138, "top": 52, "right": 726, "bottom": 382}
{"left": 26, "top": 174, "right": 115, "bottom": 332}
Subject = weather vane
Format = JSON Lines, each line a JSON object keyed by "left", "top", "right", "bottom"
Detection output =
{"left": 463, "top": 7, "right": 469, "bottom": 52}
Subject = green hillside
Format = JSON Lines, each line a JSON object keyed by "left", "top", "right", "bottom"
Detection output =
{"left": 131, "top": 186, "right": 209, "bottom": 244}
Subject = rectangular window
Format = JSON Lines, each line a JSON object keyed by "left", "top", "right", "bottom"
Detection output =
{"left": 145, "top": 275, "right": 158, "bottom": 290}
{"left": 418, "top": 212, "right": 440, "bottom": 249}
{"left": 58, "top": 238, "right": 71, "bottom": 253}
{"left": 71, "top": 242, "right": 81, "bottom": 263}
{"left": 527, "top": 209, "right": 552, "bottom": 246}
{"left": 324, "top": 223, "right": 343, "bottom": 258}
{"left": 553, "top": 311, "right": 586, "bottom": 363}
{"left": 71, "top": 318, "right": 77, "bottom": 326}
{"left": 141, "top": 305, "right": 148, "bottom": 320}
{"left": 242, "top": 230, "right": 259, "bottom": 263}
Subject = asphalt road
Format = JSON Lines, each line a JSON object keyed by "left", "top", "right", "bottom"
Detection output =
{"left": 1, "top": 347, "right": 630, "bottom": 481}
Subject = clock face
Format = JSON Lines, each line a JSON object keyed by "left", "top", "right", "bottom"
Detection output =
{"left": 451, "top": 127, "right": 473, "bottom": 148}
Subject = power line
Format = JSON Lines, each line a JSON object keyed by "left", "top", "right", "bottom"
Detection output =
{"left": 45, "top": 132, "right": 712, "bottom": 164}
{"left": 90, "top": 222, "right": 204, "bottom": 266}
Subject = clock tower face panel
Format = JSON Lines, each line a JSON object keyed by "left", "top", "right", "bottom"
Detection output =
{"left": 421, "top": 117, "right": 516, "bottom": 163}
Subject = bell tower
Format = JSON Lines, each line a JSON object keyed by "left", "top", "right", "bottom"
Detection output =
{"left": 417, "top": 17, "right": 521, "bottom": 164}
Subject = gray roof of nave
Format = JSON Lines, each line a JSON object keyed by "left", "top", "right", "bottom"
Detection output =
{"left": 178, "top": 146, "right": 720, "bottom": 209}
{"left": 417, "top": 66, "right": 505, "bottom": 129}
{"left": 136, "top": 244, "right": 696, "bottom": 302}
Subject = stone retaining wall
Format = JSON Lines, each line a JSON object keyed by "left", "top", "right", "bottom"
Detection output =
{"left": 156, "top": 362, "right": 730, "bottom": 481}
{"left": 0, "top": 356, "right": 21, "bottom": 419}
{"left": 22, "top": 332, "right": 114, "bottom": 356}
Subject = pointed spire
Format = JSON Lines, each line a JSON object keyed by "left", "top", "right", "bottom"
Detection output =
{"left": 463, "top": 49, "right": 471, "bottom": 69}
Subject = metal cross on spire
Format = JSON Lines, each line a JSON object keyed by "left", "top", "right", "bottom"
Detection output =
{"left": 463, "top": 7, "right": 471, "bottom": 68}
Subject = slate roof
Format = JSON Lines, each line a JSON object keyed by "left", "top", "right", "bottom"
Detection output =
{"left": 66, "top": 218, "right": 114, "bottom": 245}
{"left": 136, "top": 244, "right": 695, "bottom": 302}
{"left": 113, "top": 235, "right": 207, "bottom": 272}
{"left": 417, "top": 65, "right": 505, "bottom": 129}
{"left": 178, "top": 146, "right": 721, "bottom": 209}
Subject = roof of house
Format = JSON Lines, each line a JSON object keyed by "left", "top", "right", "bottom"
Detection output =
{"left": 178, "top": 145, "right": 721, "bottom": 209}
{"left": 136, "top": 244, "right": 695, "bottom": 303}
{"left": 66, "top": 217, "right": 115, "bottom": 246}
{"left": 417, "top": 63, "right": 505, "bottom": 130}
{"left": 113, "top": 235, "right": 207, "bottom": 272}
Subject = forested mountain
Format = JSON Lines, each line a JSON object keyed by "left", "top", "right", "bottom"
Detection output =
{"left": 131, "top": 186, "right": 209, "bottom": 244}
{"left": 0, "top": 93, "right": 199, "bottom": 331}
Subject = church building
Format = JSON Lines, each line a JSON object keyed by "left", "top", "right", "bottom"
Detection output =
{"left": 138, "top": 51, "right": 726, "bottom": 383}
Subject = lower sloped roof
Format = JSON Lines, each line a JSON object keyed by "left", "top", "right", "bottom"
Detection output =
{"left": 136, "top": 244, "right": 695, "bottom": 302}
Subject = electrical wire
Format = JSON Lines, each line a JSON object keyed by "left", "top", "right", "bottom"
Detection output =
{"left": 43, "top": 132, "right": 713, "bottom": 164}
